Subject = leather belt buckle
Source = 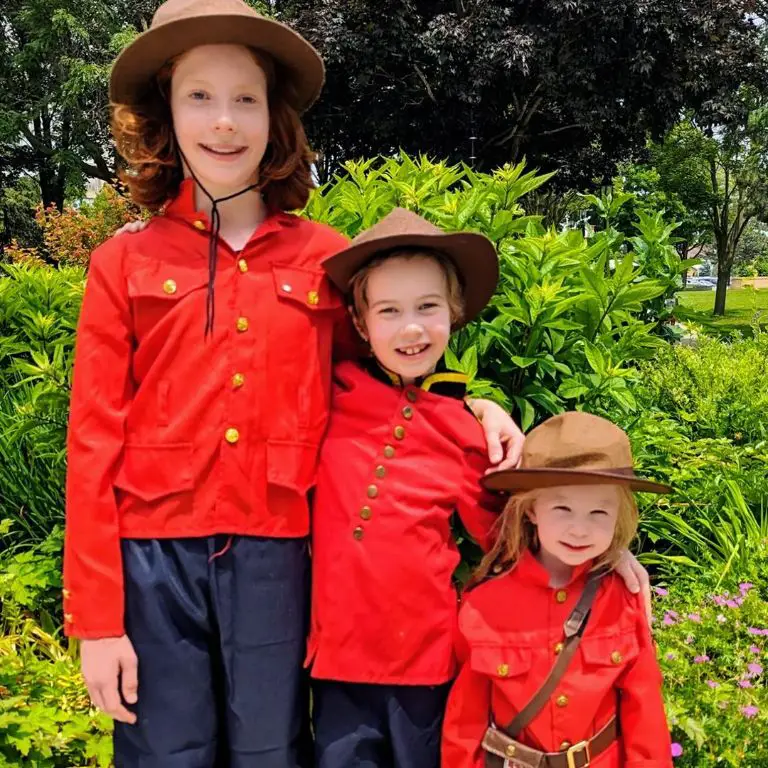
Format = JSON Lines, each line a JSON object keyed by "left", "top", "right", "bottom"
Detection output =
{"left": 566, "top": 740, "right": 591, "bottom": 768}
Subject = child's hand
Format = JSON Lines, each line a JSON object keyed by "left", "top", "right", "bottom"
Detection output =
{"left": 615, "top": 550, "right": 652, "bottom": 626}
{"left": 467, "top": 398, "right": 524, "bottom": 470}
{"left": 80, "top": 635, "right": 139, "bottom": 724}
{"left": 114, "top": 220, "right": 148, "bottom": 237}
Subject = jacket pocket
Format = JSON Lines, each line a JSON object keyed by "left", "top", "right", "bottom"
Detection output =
{"left": 113, "top": 443, "right": 194, "bottom": 503}
{"left": 580, "top": 631, "right": 640, "bottom": 671}
{"left": 470, "top": 643, "right": 533, "bottom": 679}
{"left": 267, "top": 439, "right": 320, "bottom": 494}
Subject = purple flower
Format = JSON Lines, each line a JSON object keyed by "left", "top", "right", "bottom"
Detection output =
{"left": 726, "top": 600, "right": 739, "bottom": 609}
{"left": 687, "top": 613, "right": 701, "bottom": 623}
{"left": 748, "top": 627, "right": 762, "bottom": 635}
{"left": 663, "top": 612, "right": 678, "bottom": 626}
{"left": 741, "top": 705, "right": 759, "bottom": 718}
{"left": 735, "top": 596, "right": 745, "bottom": 606}
{"left": 666, "top": 652, "right": 676, "bottom": 661}
{"left": 654, "top": 587, "right": 669, "bottom": 597}
{"left": 671, "top": 742, "right": 683, "bottom": 758}
{"left": 684, "top": 634, "right": 694, "bottom": 645}
{"left": 747, "top": 663, "right": 763, "bottom": 678}
{"left": 706, "top": 680, "right": 719, "bottom": 688}
{"left": 739, "top": 582, "right": 754, "bottom": 594}
{"left": 739, "top": 680, "right": 753, "bottom": 688}
{"left": 750, "top": 646, "right": 761, "bottom": 654}
{"left": 693, "top": 655, "right": 710, "bottom": 664}
{"left": 713, "top": 595, "right": 726, "bottom": 606}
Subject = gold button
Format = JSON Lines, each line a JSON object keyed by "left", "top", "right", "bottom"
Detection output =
{"left": 193, "top": 220, "right": 206, "bottom": 230}
{"left": 307, "top": 290, "right": 320, "bottom": 306}
{"left": 492, "top": 564, "right": 503, "bottom": 574}
{"left": 556, "top": 694, "right": 569, "bottom": 708}
{"left": 505, "top": 744, "right": 516, "bottom": 759}
{"left": 394, "top": 425, "right": 406, "bottom": 440}
{"left": 236, "top": 316, "right": 249, "bottom": 332}
{"left": 62, "top": 589, "right": 71, "bottom": 600}
{"left": 225, "top": 428, "right": 240, "bottom": 444}
{"left": 555, "top": 589, "right": 567, "bottom": 603}
{"left": 237, "top": 258, "right": 248, "bottom": 273}
{"left": 497, "top": 663, "right": 509, "bottom": 677}
{"left": 554, "top": 642, "right": 564, "bottom": 655}
{"left": 353, "top": 526, "right": 364, "bottom": 541}
{"left": 611, "top": 651, "right": 623, "bottom": 665}
{"left": 402, "top": 406, "right": 413, "bottom": 420}
{"left": 163, "top": 279, "right": 177, "bottom": 295}
{"left": 560, "top": 741, "right": 571, "bottom": 750}
{"left": 281, "top": 283, "right": 293, "bottom": 293}
{"left": 64, "top": 613, "right": 74, "bottom": 624}
{"left": 383, "top": 445, "right": 395, "bottom": 458}
{"left": 367, "top": 484, "right": 379, "bottom": 499}
{"left": 406, "top": 390, "right": 418, "bottom": 403}
{"left": 375, "top": 465, "right": 386, "bottom": 479}
{"left": 232, "top": 373, "right": 245, "bottom": 389}
{"left": 360, "top": 506, "right": 372, "bottom": 521}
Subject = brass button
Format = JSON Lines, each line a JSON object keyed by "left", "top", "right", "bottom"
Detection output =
{"left": 556, "top": 694, "right": 569, "bottom": 708}
{"left": 375, "top": 465, "right": 386, "bottom": 479}
{"left": 393, "top": 425, "right": 406, "bottom": 440}
{"left": 62, "top": 589, "right": 71, "bottom": 600}
{"left": 225, "top": 428, "right": 240, "bottom": 444}
{"left": 236, "top": 316, "right": 249, "bottom": 332}
{"left": 492, "top": 564, "right": 503, "bottom": 574}
{"left": 554, "top": 642, "right": 564, "bottom": 655}
{"left": 611, "top": 651, "right": 623, "bottom": 665}
{"left": 560, "top": 741, "right": 571, "bottom": 750}
{"left": 383, "top": 445, "right": 395, "bottom": 459}
{"left": 237, "top": 258, "right": 248, "bottom": 273}
{"left": 64, "top": 613, "right": 74, "bottom": 624}
{"left": 406, "top": 390, "right": 418, "bottom": 403}
{"left": 307, "top": 290, "right": 319, "bottom": 306}
{"left": 232, "top": 373, "right": 245, "bottom": 389}
{"left": 163, "top": 279, "right": 177, "bottom": 295}
{"left": 353, "top": 526, "right": 364, "bottom": 541}
{"left": 281, "top": 283, "right": 293, "bottom": 293}
{"left": 497, "top": 663, "right": 509, "bottom": 677}
{"left": 402, "top": 406, "right": 413, "bottom": 420}
{"left": 367, "top": 484, "right": 379, "bottom": 499}
{"left": 555, "top": 589, "right": 567, "bottom": 603}
{"left": 360, "top": 506, "right": 372, "bottom": 521}
{"left": 193, "top": 220, "right": 206, "bottom": 230}
{"left": 505, "top": 744, "right": 516, "bottom": 759}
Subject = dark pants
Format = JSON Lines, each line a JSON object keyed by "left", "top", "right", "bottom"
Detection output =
{"left": 312, "top": 680, "right": 451, "bottom": 768}
{"left": 114, "top": 536, "right": 311, "bottom": 768}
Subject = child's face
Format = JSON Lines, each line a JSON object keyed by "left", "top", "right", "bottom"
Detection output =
{"left": 171, "top": 44, "right": 270, "bottom": 197}
{"left": 357, "top": 255, "right": 452, "bottom": 383}
{"left": 528, "top": 484, "right": 621, "bottom": 567}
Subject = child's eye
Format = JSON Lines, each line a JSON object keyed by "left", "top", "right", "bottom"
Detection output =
{"left": 590, "top": 509, "right": 609, "bottom": 516}
{"left": 378, "top": 307, "right": 397, "bottom": 315}
{"left": 238, "top": 95, "right": 259, "bottom": 104}
{"left": 419, "top": 302, "right": 440, "bottom": 311}
{"left": 189, "top": 90, "right": 208, "bottom": 101}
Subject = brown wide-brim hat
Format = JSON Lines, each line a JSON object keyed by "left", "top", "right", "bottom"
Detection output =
{"left": 482, "top": 411, "right": 672, "bottom": 494}
{"left": 110, "top": 0, "right": 324, "bottom": 113}
{"left": 322, "top": 208, "right": 499, "bottom": 326}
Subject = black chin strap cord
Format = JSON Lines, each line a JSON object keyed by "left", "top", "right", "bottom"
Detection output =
{"left": 176, "top": 145, "right": 260, "bottom": 338}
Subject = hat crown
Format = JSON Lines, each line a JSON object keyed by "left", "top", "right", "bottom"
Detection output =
{"left": 522, "top": 412, "right": 634, "bottom": 473}
{"left": 351, "top": 208, "right": 443, "bottom": 248}
{"left": 153, "top": 0, "right": 257, "bottom": 28}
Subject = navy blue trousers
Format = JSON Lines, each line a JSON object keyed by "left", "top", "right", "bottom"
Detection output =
{"left": 114, "top": 536, "right": 311, "bottom": 768}
{"left": 312, "top": 680, "right": 451, "bottom": 768}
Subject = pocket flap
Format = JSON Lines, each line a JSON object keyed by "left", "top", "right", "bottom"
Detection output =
{"left": 267, "top": 439, "right": 320, "bottom": 494}
{"left": 127, "top": 268, "right": 208, "bottom": 300}
{"left": 580, "top": 632, "right": 639, "bottom": 667}
{"left": 271, "top": 264, "right": 344, "bottom": 312}
{"left": 470, "top": 644, "right": 533, "bottom": 678}
{"left": 114, "top": 443, "right": 194, "bottom": 502}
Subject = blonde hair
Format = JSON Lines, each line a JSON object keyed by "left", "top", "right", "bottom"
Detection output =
{"left": 472, "top": 485, "right": 639, "bottom": 585}
{"left": 348, "top": 248, "right": 465, "bottom": 332}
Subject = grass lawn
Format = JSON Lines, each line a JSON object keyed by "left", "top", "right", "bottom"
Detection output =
{"left": 676, "top": 287, "right": 768, "bottom": 336}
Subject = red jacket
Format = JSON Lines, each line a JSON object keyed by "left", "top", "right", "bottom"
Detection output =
{"left": 63, "top": 179, "right": 350, "bottom": 639}
{"left": 442, "top": 550, "right": 672, "bottom": 768}
{"left": 306, "top": 360, "right": 501, "bottom": 685}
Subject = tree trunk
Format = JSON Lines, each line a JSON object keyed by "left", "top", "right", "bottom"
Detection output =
{"left": 714, "top": 267, "right": 730, "bottom": 316}
{"left": 679, "top": 240, "right": 689, "bottom": 287}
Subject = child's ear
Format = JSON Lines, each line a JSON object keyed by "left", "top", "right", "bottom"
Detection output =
{"left": 526, "top": 509, "right": 538, "bottom": 525}
{"left": 349, "top": 306, "right": 368, "bottom": 341}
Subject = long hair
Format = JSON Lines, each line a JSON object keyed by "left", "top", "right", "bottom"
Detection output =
{"left": 110, "top": 49, "right": 315, "bottom": 212}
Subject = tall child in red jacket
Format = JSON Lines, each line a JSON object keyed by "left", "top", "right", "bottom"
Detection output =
{"left": 307, "top": 208, "right": 504, "bottom": 768}
{"left": 442, "top": 411, "right": 674, "bottom": 768}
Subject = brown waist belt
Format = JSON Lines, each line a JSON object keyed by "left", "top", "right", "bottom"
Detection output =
{"left": 482, "top": 716, "right": 617, "bottom": 768}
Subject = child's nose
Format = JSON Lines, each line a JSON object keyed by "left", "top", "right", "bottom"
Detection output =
{"left": 214, "top": 113, "right": 236, "bottom": 133}
{"left": 401, "top": 322, "right": 424, "bottom": 339}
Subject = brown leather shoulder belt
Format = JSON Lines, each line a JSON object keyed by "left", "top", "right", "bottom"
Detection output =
{"left": 482, "top": 570, "right": 618, "bottom": 768}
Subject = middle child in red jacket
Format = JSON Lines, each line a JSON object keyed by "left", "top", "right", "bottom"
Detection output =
{"left": 306, "top": 208, "right": 503, "bottom": 768}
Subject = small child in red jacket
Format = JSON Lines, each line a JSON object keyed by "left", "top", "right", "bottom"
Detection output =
{"left": 441, "top": 411, "right": 674, "bottom": 768}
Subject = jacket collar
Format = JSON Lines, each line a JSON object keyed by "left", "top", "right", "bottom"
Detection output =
{"left": 360, "top": 357, "right": 468, "bottom": 401}
{"left": 515, "top": 548, "right": 595, "bottom": 589}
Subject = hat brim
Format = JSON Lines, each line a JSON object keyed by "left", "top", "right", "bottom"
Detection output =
{"left": 322, "top": 231, "right": 499, "bottom": 326}
{"left": 110, "top": 15, "right": 324, "bottom": 113}
{"left": 481, "top": 467, "right": 672, "bottom": 494}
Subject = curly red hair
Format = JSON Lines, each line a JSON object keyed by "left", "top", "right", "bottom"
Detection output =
{"left": 111, "top": 49, "right": 315, "bottom": 212}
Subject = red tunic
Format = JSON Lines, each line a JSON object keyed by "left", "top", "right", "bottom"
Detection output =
{"left": 442, "top": 550, "right": 673, "bottom": 767}
{"left": 63, "top": 179, "right": 350, "bottom": 639}
{"left": 307, "top": 360, "right": 501, "bottom": 685}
